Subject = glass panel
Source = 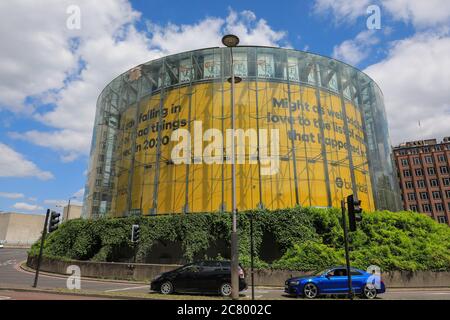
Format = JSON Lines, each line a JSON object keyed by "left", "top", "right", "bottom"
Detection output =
{"left": 233, "top": 52, "right": 248, "bottom": 77}
{"left": 203, "top": 53, "right": 221, "bottom": 79}
{"left": 257, "top": 53, "right": 275, "bottom": 78}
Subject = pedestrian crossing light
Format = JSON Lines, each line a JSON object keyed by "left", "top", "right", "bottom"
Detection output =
{"left": 48, "top": 211, "right": 61, "bottom": 233}
{"left": 131, "top": 224, "right": 140, "bottom": 243}
{"left": 347, "top": 194, "right": 362, "bottom": 232}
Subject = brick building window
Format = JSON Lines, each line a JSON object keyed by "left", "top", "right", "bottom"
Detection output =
{"left": 401, "top": 159, "right": 408, "bottom": 166}
{"left": 435, "top": 203, "right": 444, "bottom": 212}
{"left": 409, "top": 205, "right": 418, "bottom": 212}
{"left": 422, "top": 204, "right": 431, "bottom": 212}
{"left": 425, "top": 156, "right": 433, "bottom": 164}
{"left": 438, "top": 154, "right": 445, "bottom": 163}
{"left": 420, "top": 192, "right": 429, "bottom": 200}
{"left": 413, "top": 157, "right": 421, "bottom": 165}
{"left": 440, "top": 166, "right": 448, "bottom": 174}
{"left": 438, "top": 216, "right": 448, "bottom": 224}
{"left": 430, "top": 179, "right": 439, "bottom": 187}
{"left": 432, "top": 191, "right": 441, "bottom": 199}
{"left": 415, "top": 169, "right": 423, "bottom": 176}
{"left": 417, "top": 180, "right": 425, "bottom": 188}
{"left": 407, "top": 193, "right": 416, "bottom": 201}
{"left": 405, "top": 181, "right": 413, "bottom": 189}
{"left": 427, "top": 167, "right": 436, "bottom": 175}
{"left": 443, "top": 178, "right": 450, "bottom": 186}
{"left": 403, "top": 170, "right": 411, "bottom": 177}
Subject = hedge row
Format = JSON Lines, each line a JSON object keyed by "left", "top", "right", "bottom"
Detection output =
{"left": 29, "top": 207, "right": 450, "bottom": 272}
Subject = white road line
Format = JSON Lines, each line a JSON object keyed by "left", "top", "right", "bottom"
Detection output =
{"left": 426, "top": 292, "right": 450, "bottom": 295}
{"left": 104, "top": 285, "right": 149, "bottom": 292}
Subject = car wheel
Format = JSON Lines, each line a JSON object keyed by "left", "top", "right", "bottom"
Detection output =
{"left": 219, "top": 283, "right": 232, "bottom": 297}
{"left": 160, "top": 281, "right": 173, "bottom": 295}
{"left": 303, "top": 283, "right": 318, "bottom": 299}
{"left": 361, "top": 284, "right": 377, "bottom": 299}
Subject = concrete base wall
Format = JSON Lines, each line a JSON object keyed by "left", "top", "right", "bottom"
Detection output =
{"left": 27, "top": 255, "right": 450, "bottom": 288}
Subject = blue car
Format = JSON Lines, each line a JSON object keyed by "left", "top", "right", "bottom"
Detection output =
{"left": 285, "top": 266, "right": 385, "bottom": 299}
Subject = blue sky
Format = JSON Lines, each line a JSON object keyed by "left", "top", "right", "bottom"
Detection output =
{"left": 0, "top": 0, "right": 449, "bottom": 215}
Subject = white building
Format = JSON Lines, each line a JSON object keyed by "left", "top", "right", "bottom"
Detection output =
{"left": 0, "top": 212, "right": 45, "bottom": 247}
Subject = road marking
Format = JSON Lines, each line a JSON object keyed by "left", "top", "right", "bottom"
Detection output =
{"left": 389, "top": 291, "right": 450, "bottom": 294}
{"left": 244, "top": 295, "right": 263, "bottom": 299}
{"left": 0, "top": 296, "right": 11, "bottom": 300}
{"left": 427, "top": 292, "right": 450, "bottom": 295}
{"left": 104, "top": 285, "right": 149, "bottom": 292}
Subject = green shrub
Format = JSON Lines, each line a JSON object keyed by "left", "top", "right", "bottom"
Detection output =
{"left": 29, "top": 207, "right": 450, "bottom": 272}
{"left": 272, "top": 240, "right": 345, "bottom": 272}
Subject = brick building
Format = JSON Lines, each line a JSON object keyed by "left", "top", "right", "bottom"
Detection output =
{"left": 393, "top": 137, "right": 450, "bottom": 225}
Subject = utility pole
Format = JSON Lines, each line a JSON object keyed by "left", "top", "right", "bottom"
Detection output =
{"left": 32, "top": 209, "right": 50, "bottom": 288}
{"left": 250, "top": 212, "right": 255, "bottom": 300}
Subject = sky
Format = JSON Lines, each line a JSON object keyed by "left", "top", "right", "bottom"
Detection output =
{"left": 0, "top": 0, "right": 449, "bottom": 215}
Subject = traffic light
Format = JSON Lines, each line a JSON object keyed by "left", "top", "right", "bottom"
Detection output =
{"left": 48, "top": 211, "right": 61, "bottom": 233}
{"left": 131, "top": 224, "right": 140, "bottom": 243}
{"left": 347, "top": 194, "right": 362, "bottom": 232}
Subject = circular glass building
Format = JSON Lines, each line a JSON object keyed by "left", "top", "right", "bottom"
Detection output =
{"left": 83, "top": 46, "right": 401, "bottom": 218}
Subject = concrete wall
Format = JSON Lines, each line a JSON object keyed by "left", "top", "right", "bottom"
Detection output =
{"left": 0, "top": 213, "right": 10, "bottom": 243}
{"left": 63, "top": 204, "right": 82, "bottom": 222}
{"left": 0, "top": 212, "right": 45, "bottom": 247}
{"left": 27, "top": 256, "right": 450, "bottom": 288}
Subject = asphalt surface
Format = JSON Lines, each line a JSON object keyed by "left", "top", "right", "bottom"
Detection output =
{"left": 0, "top": 290, "right": 111, "bottom": 300}
{"left": 1, "top": 248, "right": 450, "bottom": 300}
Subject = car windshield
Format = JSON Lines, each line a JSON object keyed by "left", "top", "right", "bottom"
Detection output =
{"left": 312, "top": 269, "right": 329, "bottom": 276}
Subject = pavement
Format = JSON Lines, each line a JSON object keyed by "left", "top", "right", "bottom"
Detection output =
{"left": 1, "top": 248, "right": 450, "bottom": 300}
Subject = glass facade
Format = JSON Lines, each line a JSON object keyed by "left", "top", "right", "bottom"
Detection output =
{"left": 82, "top": 46, "right": 401, "bottom": 218}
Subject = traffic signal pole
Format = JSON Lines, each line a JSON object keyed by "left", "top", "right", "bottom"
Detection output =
{"left": 131, "top": 224, "right": 140, "bottom": 263}
{"left": 32, "top": 209, "right": 50, "bottom": 288}
{"left": 341, "top": 199, "right": 353, "bottom": 300}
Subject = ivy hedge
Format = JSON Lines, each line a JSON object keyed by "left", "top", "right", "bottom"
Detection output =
{"left": 29, "top": 207, "right": 450, "bottom": 272}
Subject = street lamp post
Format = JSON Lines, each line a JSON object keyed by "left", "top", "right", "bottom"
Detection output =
{"left": 66, "top": 196, "right": 76, "bottom": 221}
{"left": 222, "top": 34, "right": 240, "bottom": 300}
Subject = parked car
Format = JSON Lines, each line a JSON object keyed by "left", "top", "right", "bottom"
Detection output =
{"left": 150, "top": 260, "right": 247, "bottom": 296}
{"left": 285, "top": 266, "right": 385, "bottom": 299}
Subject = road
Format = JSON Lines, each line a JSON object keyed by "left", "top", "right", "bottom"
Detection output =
{"left": 1, "top": 248, "right": 450, "bottom": 300}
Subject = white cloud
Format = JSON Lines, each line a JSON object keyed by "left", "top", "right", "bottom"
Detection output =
{"left": 313, "top": 0, "right": 450, "bottom": 29}
{"left": 0, "top": 192, "right": 25, "bottom": 199}
{"left": 382, "top": 0, "right": 450, "bottom": 29}
{"left": 313, "top": 0, "right": 371, "bottom": 23}
{"left": 12, "top": 202, "right": 44, "bottom": 211}
{"left": 44, "top": 199, "right": 67, "bottom": 206}
{"left": 364, "top": 33, "right": 450, "bottom": 144}
{"left": 332, "top": 30, "right": 379, "bottom": 65}
{"left": 9, "top": 129, "right": 91, "bottom": 162}
{"left": 0, "top": 143, "right": 54, "bottom": 180}
{"left": 73, "top": 188, "right": 85, "bottom": 198}
{"left": 44, "top": 199, "right": 82, "bottom": 206}
{"left": 1, "top": 2, "right": 288, "bottom": 162}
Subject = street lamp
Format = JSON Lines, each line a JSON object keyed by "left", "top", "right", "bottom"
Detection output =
{"left": 222, "top": 34, "right": 240, "bottom": 300}
{"left": 64, "top": 196, "right": 77, "bottom": 221}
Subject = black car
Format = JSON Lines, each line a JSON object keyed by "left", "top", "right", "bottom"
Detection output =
{"left": 150, "top": 260, "right": 247, "bottom": 296}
